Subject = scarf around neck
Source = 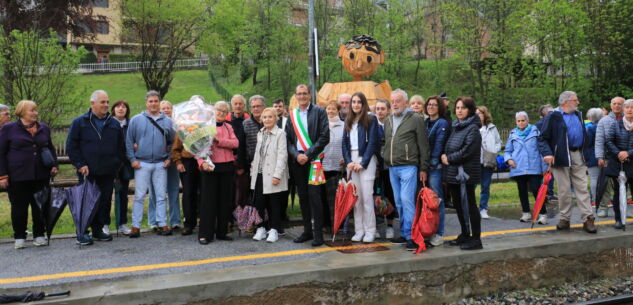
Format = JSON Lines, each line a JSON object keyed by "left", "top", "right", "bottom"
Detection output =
{"left": 515, "top": 124, "right": 532, "bottom": 140}
{"left": 624, "top": 116, "right": 633, "bottom": 131}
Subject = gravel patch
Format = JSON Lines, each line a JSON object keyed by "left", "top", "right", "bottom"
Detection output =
{"left": 451, "top": 276, "right": 633, "bottom": 305}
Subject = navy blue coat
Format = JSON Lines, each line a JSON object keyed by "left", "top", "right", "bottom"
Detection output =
{"left": 0, "top": 120, "right": 57, "bottom": 182}
{"left": 584, "top": 122, "right": 598, "bottom": 168}
{"left": 343, "top": 114, "right": 380, "bottom": 169}
{"left": 427, "top": 118, "right": 450, "bottom": 169}
{"left": 538, "top": 108, "right": 588, "bottom": 168}
{"left": 67, "top": 110, "right": 125, "bottom": 176}
{"left": 605, "top": 119, "right": 633, "bottom": 177}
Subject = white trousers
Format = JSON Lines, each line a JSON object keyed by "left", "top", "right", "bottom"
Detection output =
{"left": 348, "top": 150, "right": 377, "bottom": 235}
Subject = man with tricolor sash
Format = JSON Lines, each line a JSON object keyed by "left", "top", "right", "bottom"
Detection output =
{"left": 286, "top": 84, "right": 330, "bottom": 246}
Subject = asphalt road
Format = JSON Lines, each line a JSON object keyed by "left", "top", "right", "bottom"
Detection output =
{"left": 0, "top": 203, "right": 620, "bottom": 290}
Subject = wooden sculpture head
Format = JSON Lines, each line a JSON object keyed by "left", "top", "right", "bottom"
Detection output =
{"left": 338, "top": 35, "right": 385, "bottom": 81}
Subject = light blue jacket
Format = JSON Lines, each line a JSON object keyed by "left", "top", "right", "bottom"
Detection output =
{"left": 504, "top": 125, "right": 547, "bottom": 177}
{"left": 126, "top": 111, "right": 174, "bottom": 163}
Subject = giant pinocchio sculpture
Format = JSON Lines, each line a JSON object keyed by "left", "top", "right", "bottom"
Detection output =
{"left": 290, "top": 35, "right": 392, "bottom": 109}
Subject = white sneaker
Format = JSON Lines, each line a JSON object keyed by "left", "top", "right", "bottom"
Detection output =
{"left": 429, "top": 234, "right": 444, "bottom": 246}
{"left": 33, "top": 236, "right": 47, "bottom": 246}
{"left": 253, "top": 227, "right": 267, "bottom": 241}
{"left": 385, "top": 227, "right": 395, "bottom": 239}
{"left": 266, "top": 229, "right": 279, "bottom": 243}
{"left": 597, "top": 207, "right": 608, "bottom": 218}
{"left": 351, "top": 232, "right": 364, "bottom": 242}
{"left": 119, "top": 224, "right": 132, "bottom": 235}
{"left": 14, "top": 239, "right": 26, "bottom": 249}
{"left": 362, "top": 233, "right": 375, "bottom": 243}
{"left": 480, "top": 209, "right": 490, "bottom": 219}
{"left": 519, "top": 212, "right": 531, "bottom": 222}
{"left": 102, "top": 225, "right": 110, "bottom": 235}
{"left": 537, "top": 214, "right": 548, "bottom": 225}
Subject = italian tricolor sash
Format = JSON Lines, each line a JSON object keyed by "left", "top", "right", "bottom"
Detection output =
{"left": 290, "top": 108, "right": 326, "bottom": 185}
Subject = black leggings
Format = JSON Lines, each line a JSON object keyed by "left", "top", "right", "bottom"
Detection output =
{"left": 513, "top": 175, "right": 546, "bottom": 214}
{"left": 253, "top": 174, "right": 284, "bottom": 231}
{"left": 448, "top": 183, "right": 481, "bottom": 238}
{"left": 8, "top": 180, "right": 47, "bottom": 239}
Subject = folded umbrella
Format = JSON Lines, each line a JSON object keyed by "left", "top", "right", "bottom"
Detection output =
{"left": 332, "top": 176, "right": 357, "bottom": 241}
{"left": 33, "top": 182, "right": 68, "bottom": 245}
{"left": 66, "top": 178, "right": 101, "bottom": 243}
{"left": 0, "top": 291, "right": 70, "bottom": 303}
{"left": 232, "top": 205, "right": 263, "bottom": 233}
{"left": 455, "top": 166, "right": 471, "bottom": 232}
{"left": 619, "top": 165, "right": 627, "bottom": 229}
{"left": 594, "top": 166, "right": 609, "bottom": 211}
{"left": 531, "top": 171, "right": 552, "bottom": 228}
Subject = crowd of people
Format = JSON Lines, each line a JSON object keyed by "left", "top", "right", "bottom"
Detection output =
{"left": 0, "top": 85, "right": 629, "bottom": 252}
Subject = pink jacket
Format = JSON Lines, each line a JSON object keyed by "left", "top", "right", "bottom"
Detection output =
{"left": 197, "top": 122, "right": 239, "bottom": 167}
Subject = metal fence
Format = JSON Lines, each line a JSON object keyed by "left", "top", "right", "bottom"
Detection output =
{"left": 76, "top": 58, "right": 209, "bottom": 73}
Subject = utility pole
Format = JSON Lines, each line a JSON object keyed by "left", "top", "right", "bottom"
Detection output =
{"left": 308, "top": 0, "right": 317, "bottom": 105}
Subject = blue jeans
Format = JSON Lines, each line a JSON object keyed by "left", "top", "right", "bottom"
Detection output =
{"left": 149, "top": 163, "right": 181, "bottom": 226}
{"left": 479, "top": 166, "right": 493, "bottom": 211}
{"left": 132, "top": 161, "right": 168, "bottom": 228}
{"left": 389, "top": 165, "right": 418, "bottom": 240}
{"left": 428, "top": 168, "right": 445, "bottom": 236}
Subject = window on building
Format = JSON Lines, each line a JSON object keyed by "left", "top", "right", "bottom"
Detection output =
{"left": 96, "top": 21, "right": 109, "bottom": 34}
{"left": 92, "top": 0, "right": 109, "bottom": 8}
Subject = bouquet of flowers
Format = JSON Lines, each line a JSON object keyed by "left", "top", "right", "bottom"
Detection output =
{"left": 172, "top": 96, "right": 217, "bottom": 169}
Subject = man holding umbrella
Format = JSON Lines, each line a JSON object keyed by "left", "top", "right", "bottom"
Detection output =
{"left": 538, "top": 91, "right": 597, "bottom": 233}
{"left": 67, "top": 90, "right": 125, "bottom": 245}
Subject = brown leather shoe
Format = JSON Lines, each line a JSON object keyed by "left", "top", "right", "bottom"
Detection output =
{"left": 583, "top": 216, "right": 597, "bottom": 233}
{"left": 157, "top": 226, "right": 173, "bottom": 236}
{"left": 556, "top": 219, "right": 570, "bottom": 230}
{"left": 129, "top": 227, "right": 140, "bottom": 238}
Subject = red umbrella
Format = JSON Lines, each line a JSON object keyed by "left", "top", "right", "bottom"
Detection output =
{"left": 531, "top": 171, "right": 552, "bottom": 228}
{"left": 411, "top": 186, "right": 441, "bottom": 254}
{"left": 332, "top": 177, "right": 358, "bottom": 241}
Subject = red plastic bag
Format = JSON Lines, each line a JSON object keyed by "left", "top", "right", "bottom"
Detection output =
{"left": 411, "top": 186, "right": 440, "bottom": 253}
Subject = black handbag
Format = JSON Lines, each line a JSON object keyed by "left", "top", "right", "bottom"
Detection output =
{"left": 40, "top": 147, "right": 56, "bottom": 168}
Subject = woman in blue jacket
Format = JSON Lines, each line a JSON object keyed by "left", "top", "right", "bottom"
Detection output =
{"left": 342, "top": 92, "right": 380, "bottom": 243}
{"left": 504, "top": 111, "right": 548, "bottom": 224}
{"left": 424, "top": 95, "right": 449, "bottom": 246}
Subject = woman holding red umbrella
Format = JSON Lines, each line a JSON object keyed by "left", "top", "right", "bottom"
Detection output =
{"left": 504, "top": 111, "right": 548, "bottom": 224}
{"left": 342, "top": 92, "right": 380, "bottom": 243}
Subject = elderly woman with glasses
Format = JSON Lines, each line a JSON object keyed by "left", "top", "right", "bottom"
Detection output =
{"left": 0, "top": 104, "right": 10, "bottom": 127}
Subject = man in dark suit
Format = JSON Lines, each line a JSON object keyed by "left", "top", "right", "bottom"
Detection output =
{"left": 286, "top": 84, "right": 330, "bottom": 246}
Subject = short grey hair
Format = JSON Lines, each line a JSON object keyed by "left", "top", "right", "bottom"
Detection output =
{"left": 0, "top": 104, "right": 9, "bottom": 112}
{"left": 538, "top": 104, "right": 553, "bottom": 117}
{"left": 515, "top": 111, "right": 529, "bottom": 121}
{"left": 90, "top": 90, "right": 108, "bottom": 102}
{"left": 558, "top": 91, "right": 577, "bottom": 106}
{"left": 249, "top": 95, "right": 265, "bottom": 105}
{"left": 586, "top": 108, "right": 604, "bottom": 123}
{"left": 624, "top": 99, "right": 633, "bottom": 107}
{"left": 145, "top": 90, "right": 161, "bottom": 101}
{"left": 392, "top": 88, "right": 408, "bottom": 102}
{"left": 215, "top": 101, "right": 230, "bottom": 112}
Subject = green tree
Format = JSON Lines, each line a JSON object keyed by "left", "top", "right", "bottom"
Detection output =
{"left": 120, "top": 0, "right": 210, "bottom": 98}
{"left": 0, "top": 29, "right": 86, "bottom": 126}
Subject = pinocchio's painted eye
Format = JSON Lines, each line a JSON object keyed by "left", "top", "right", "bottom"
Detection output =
{"left": 367, "top": 56, "right": 373, "bottom": 63}
{"left": 350, "top": 52, "right": 355, "bottom": 59}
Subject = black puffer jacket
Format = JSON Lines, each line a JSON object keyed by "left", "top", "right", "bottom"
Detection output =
{"left": 443, "top": 114, "right": 482, "bottom": 184}
{"left": 605, "top": 119, "right": 633, "bottom": 177}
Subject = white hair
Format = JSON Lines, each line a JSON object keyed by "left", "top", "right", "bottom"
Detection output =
{"left": 231, "top": 94, "right": 245, "bottom": 104}
{"left": 392, "top": 88, "right": 408, "bottom": 102}
{"left": 338, "top": 93, "right": 351, "bottom": 101}
{"left": 0, "top": 104, "right": 9, "bottom": 112}
{"left": 558, "top": 91, "right": 577, "bottom": 106}
{"left": 515, "top": 111, "right": 529, "bottom": 121}
{"left": 90, "top": 90, "right": 108, "bottom": 102}
{"left": 215, "top": 101, "right": 230, "bottom": 112}
{"left": 624, "top": 99, "right": 633, "bottom": 107}
{"left": 586, "top": 108, "right": 604, "bottom": 123}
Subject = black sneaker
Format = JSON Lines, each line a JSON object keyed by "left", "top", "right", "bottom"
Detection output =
{"left": 92, "top": 230, "right": 113, "bottom": 241}
{"left": 390, "top": 236, "right": 407, "bottom": 244}
{"left": 449, "top": 234, "right": 469, "bottom": 246}
{"left": 157, "top": 226, "right": 172, "bottom": 236}
{"left": 76, "top": 234, "right": 94, "bottom": 246}
{"left": 405, "top": 240, "right": 419, "bottom": 251}
{"left": 460, "top": 238, "right": 483, "bottom": 250}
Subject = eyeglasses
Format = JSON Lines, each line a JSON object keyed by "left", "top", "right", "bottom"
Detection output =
{"left": 296, "top": 92, "right": 310, "bottom": 96}
{"left": 251, "top": 104, "right": 265, "bottom": 108}
{"left": 216, "top": 109, "right": 228, "bottom": 114}
{"left": 0, "top": 112, "right": 9, "bottom": 116}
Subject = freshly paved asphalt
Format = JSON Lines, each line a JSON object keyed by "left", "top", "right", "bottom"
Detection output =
{"left": 0, "top": 202, "right": 624, "bottom": 290}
